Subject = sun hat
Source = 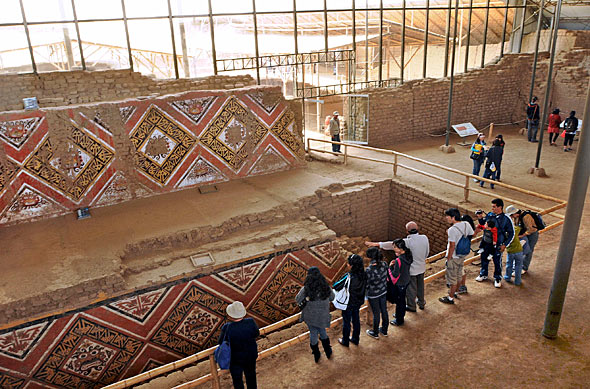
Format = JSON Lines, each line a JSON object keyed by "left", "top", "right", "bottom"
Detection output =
{"left": 226, "top": 301, "right": 246, "bottom": 319}
{"left": 333, "top": 111, "right": 339, "bottom": 116}
{"left": 505, "top": 205, "right": 519, "bottom": 216}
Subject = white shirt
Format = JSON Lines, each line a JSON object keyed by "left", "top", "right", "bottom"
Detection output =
{"left": 447, "top": 221, "right": 474, "bottom": 259}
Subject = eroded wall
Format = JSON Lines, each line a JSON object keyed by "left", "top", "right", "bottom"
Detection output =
{"left": 0, "top": 86, "right": 304, "bottom": 226}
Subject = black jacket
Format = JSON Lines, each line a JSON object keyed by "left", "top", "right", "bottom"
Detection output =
{"left": 218, "top": 318, "right": 259, "bottom": 365}
{"left": 390, "top": 253, "right": 412, "bottom": 287}
{"left": 334, "top": 272, "right": 367, "bottom": 308}
{"left": 527, "top": 103, "right": 540, "bottom": 120}
{"left": 485, "top": 145, "right": 503, "bottom": 168}
{"left": 564, "top": 116, "right": 579, "bottom": 133}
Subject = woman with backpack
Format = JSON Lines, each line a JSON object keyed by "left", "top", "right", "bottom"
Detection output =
{"left": 334, "top": 254, "right": 367, "bottom": 347}
{"left": 547, "top": 108, "right": 563, "bottom": 146}
{"left": 365, "top": 247, "right": 389, "bottom": 339}
{"left": 563, "top": 111, "right": 578, "bottom": 152}
{"left": 295, "top": 267, "right": 335, "bottom": 363}
{"left": 470, "top": 133, "right": 487, "bottom": 182}
{"left": 388, "top": 239, "right": 413, "bottom": 326}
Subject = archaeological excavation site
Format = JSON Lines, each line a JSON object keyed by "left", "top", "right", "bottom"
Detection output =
{"left": 1, "top": 1, "right": 590, "bottom": 388}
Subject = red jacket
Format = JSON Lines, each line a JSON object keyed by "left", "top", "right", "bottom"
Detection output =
{"left": 548, "top": 114, "right": 562, "bottom": 130}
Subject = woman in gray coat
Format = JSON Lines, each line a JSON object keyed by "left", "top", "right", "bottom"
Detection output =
{"left": 296, "top": 267, "right": 335, "bottom": 363}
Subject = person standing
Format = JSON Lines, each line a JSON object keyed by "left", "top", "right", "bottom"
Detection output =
{"left": 364, "top": 247, "right": 389, "bottom": 339}
{"left": 219, "top": 301, "right": 260, "bottom": 389}
{"left": 547, "top": 108, "right": 563, "bottom": 146}
{"left": 335, "top": 254, "right": 367, "bottom": 347}
{"left": 475, "top": 198, "right": 515, "bottom": 288}
{"left": 494, "top": 135, "right": 505, "bottom": 182}
{"left": 563, "top": 111, "right": 579, "bottom": 152}
{"left": 512, "top": 208, "right": 538, "bottom": 275}
{"left": 470, "top": 133, "right": 487, "bottom": 182}
{"left": 296, "top": 267, "right": 335, "bottom": 363}
{"left": 388, "top": 239, "right": 413, "bottom": 325}
{"left": 439, "top": 208, "right": 474, "bottom": 305}
{"left": 526, "top": 96, "right": 540, "bottom": 142}
{"left": 480, "top": 139, "right": 503, "bottom": 189}
{"left": 328, "top": 111, "right": 341, "bottom": 153}
{"left": 504, "top": 207, "right": 525, "bottom": 286}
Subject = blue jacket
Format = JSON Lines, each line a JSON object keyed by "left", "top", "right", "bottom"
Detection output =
{"left": 486, "top": 212, "right": 514, "bottom": 247}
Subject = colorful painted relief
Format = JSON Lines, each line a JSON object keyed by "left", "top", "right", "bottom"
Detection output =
{"left": 0, "top": 89, "right": 304, "bottom": 226}
{"left": 0, "top": 243, "right": 347, "bottom": 388}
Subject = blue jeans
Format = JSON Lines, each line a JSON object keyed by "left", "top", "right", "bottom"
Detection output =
{"left": 341, "top": 304, "right": 361, "bottom": 345}
{"left": 480, "top": 167, "right": 497, "bottom": 188}
{"left": 480, "top": 248, "right": 503, "bottom": 281}
{"left": 523, "top": 232, "right": 539, "bottom": 271}
{"left": 527, "top": 119, "right": 539, "bottom": 141}
{"left": 306, "top": 324, "right": 328, "bottom": 346}
{"left": 368, "top": 295, "right": 389, "bottom": 334}
{"left": 505, "top": 251, "right": 524, "bottom": 285}
{"left": 472, "top": 158, "right": 484, "bottom": 177}
{"left": 331, "top": 133, "right": 341, "bottom": 152}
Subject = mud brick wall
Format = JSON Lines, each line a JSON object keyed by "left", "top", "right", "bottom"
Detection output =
{"left": 389, "top": 182, "right": 471, "bottom": 254}
{"left": 367, "top": 53, "right": 535, "bottom": 148}
{"left": 0, "top": 69, "right": 255, "bottom": 112}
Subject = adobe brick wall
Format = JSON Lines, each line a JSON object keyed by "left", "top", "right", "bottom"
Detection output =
{"left": 0, "top": 69, "right": 255, "bottom": 112}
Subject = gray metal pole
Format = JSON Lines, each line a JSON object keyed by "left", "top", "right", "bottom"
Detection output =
{"left": 542, "top": 80, "right": 590, "bottom": 339}
{"left": 445, "top": 0, "right": 460, "bottom": 146}
{"left": 208, "top": 0, "right": 218, "bottom": 75}
{"left": 535, "top": 0, "right": 561, "bottom": 168}
{"left": 401, "top": 0, "right": 406, "bottom": 84}
{"left": 365, "top": 0, "right": 368, "bottom": 83}
{"left": 18, "top": 0, "right": 37, "bottom": 74}
{"left": 120, "top": 0, "right": 133, "bottom": 70}
{"left": 528, "top": 0, "right": 545, "bottom": 104}
{"left": 500, "top": 0, "right": 509, "bottom": 57}
{"left": 166, "top": 0, "right": 180, "bottom": 79}
{"left": 464, "top": 0, "right": 473, "bottom": 73}
{"left": 379, "top": 0, "right": 384, "bottom": 84}
{"left": 517, "top": 0, "right": 527, "bottom": 53}
{"left": 444, "top": 0, "right": 451, "bottom": 77}
{"left": 324, "top": 0, "right": 329, "bottom": 54}
{"left": 70, "top": 0, "right": 85, "bottom": 70}
{"left": 293, "top": 0, "right": 299, "bottom": 95}
{"left": 423, "top": 0, "right": 430, "bottom": 78}
{"left": 252, "top": 0, "right": 261, "bottom": 85}
{"left": 547, "top": 9, "right": 555, "bottom": 52}
{"left": 481, "top": 0, "right": 490, "bottom": 68}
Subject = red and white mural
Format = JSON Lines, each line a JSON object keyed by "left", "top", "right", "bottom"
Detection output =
{"left": 0, "top": 88, "right": 304, "bottom": 226}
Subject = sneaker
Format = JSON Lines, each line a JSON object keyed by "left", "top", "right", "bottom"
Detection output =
{"left": 475, "top": 275, "right": 488, "bottom": 282}
{"left": 390, "top": 319, "right": 403, "bottom": 326}
{"left": 494, "top": 279, "right": 502, "bottom": 288}
{"left": 473, "top": 178, "right": 479, "bottom": 182}
{"left": 504, "top": 276, "right": 512, "bottom": 283}
{"left": 379, "top": 327, "right": 388, "bottom": 337}
{"left": 457, "top": 285, "right": 468, "bottom": 294}
{"left": 477, "top": 248, "right": 484, "bottom": 254}
{"left": 366, "top": 329, "right": 379, "bottom": 339}
{"left": 405, "top": 306, "right": 417, "bottom": 312}
{"left": 453, "top": 293, "right": 460, "bottom": 299}
{"left": 439, "top": 296, "right": 455, "bottom": 304}
{"left": 511, "top": 271, "right": 515, "bottom": 277}
{"left": 522, "top": 269, "right": 528, "bottom": 275}
{"left": 564, "top": 148, "right": 568, "bottom": 152}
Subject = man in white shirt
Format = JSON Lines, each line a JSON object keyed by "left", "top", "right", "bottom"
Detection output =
{"left": 439, "top": 208, "right": 474, "bottom": 305}
{"left": 365, "top": 221, "right": 429, "bottom": 311}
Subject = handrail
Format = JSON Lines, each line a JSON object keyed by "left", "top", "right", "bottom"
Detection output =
{"left": 107, "top": 139, "right": 567, "bottom": 389}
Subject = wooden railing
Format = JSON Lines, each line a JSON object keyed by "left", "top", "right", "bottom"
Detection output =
{"left": 106, "top": 140, "right": 567, "bottom": 389}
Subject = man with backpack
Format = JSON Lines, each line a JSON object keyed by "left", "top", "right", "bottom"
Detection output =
{"left": 526, "top": 96, "right": 540, "bottom": 142}
{"left": 563, "top": 111, "right": 579, "bottom": 152}
{"left": 439, "top": 208, "right": 474, "bottom": 305}
{"left": 475, "top": 199, "right": 515, "bottom": 288}
{"left": 510, "top": 206, "right": 544, "bottom": 275}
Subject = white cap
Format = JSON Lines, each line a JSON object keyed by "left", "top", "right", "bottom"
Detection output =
{"left": 333, "top": 111, "right": 339, "bottom": 116}
{"left": 226, "top": 301, "right": 246, "bottom": 319}
{"left": 505, "top": 205, "right": 519, "bottom": 216}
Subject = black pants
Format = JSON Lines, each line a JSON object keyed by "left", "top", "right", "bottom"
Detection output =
{"left": 564, "top": 133, "right": 575, "bottom": 147}
{"left": 392, "top": 284, "right": 407, "bottom": 324}
{"left": 368, "top": 295, "right": 389, "bottom": 333}
{"left": 549, "top": 132, "right": 559, "bottom": 144}
{"left": 230, "top": 359, "right": 257, "bottom": 389}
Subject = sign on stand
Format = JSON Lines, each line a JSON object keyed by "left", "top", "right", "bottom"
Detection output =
{"left": 452, "top": 122, "right": 479, "bottom": 146}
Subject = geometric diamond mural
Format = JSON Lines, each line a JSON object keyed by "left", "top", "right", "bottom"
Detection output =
{"left": 106, "top": 287, "right": 169, "bottom": 323}
{"left": 130, "top": 105, "right": 196, "bottom": 186}
{"left": 0, "top": 117, "right": 43, "bottom": 149}
{"left": 169, "top": 96, "right": 217, "bottom": 125}
{"left": 248, "top": 144, "right": 290, "bottom": 176}
{"left": 176, "top": 156, "right": 227, "bottom": 188}
{"left": 212, "top": 259, "right": 269, "bottom": 293}
{"left": 0, "top": 321, "right": 50, "bottom": 360}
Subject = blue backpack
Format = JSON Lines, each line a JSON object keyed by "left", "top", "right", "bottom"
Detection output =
{"left": 453, "top": 224, "right": 472, "bottom": 256}
{"left": 215, "top": 324, "right": 232, "bottom": 369}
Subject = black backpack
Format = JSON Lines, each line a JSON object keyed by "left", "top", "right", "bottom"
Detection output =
{"left": 522, "top": 210, "right": 546, "bottom": 231}
{"left": 482, "top": 229, "right": 494, "bottom": 244}
{"left": 564, "top": 118, "right": 576, "bottom": 132}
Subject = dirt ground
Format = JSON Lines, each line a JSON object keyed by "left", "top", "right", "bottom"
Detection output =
{"left": 218, "top": 127, "right": 590, "bottom": 388}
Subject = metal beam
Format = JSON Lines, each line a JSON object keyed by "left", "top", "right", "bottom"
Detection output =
{"left": 401, "top": 0, "right": 406, "bottom": 84}
{"left": 18, "top": 0, "right": 37, "bottom": 73}
{"left": 444, "top": 0, "right": 452, "bottom": 77}
{"left": 445, "top": 0, "right": 460, "bottom": 146}
{"left": 120, "top": 0, "right": 133, "bottom": 70}
{"left": 464, "top": 0, "right": 473, "bottom": 72}
{"left": 166, "top": 0, "right": 179, "bottom": 79}
{"left": 423, "top": 0, "right": 430, "bottom": 78}
{"left": 252, "top": 0, "right": 261, "bottom": 84}
{"left": 500, "top": 0, "right": 509, "bottom": 57}
{"left": 481, "top": 0, "right": 491, "bottom": 68}
{"left": 379, "top": 0, "right": 384, "bottom": 83}
{"left": 208, "top": 0, "right": 217, "bottom": 75}
{"left": 324, "top": 0, "right": 329, "bottom": 54}
{"left": 529, "top": 0, "right": 545, "bottom": 106}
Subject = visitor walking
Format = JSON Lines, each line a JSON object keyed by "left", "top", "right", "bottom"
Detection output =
{"left": 335, "top": 254, "right": 366, "bottom": 347}
{"left": 328, "top": 111, "right": 341, "bottom": 153}
{"left": 439, "top": 208, "right": 474, "bottom": 305}
{"left": 547, "top": 108, "right": 562, "bottom": 146}
{"left": 526, "top": 96, "right": 540, "bottom": 142}
{"left": 494, "top": 135, "right": 505, "bottom": 181}
{"left": 219, "top": 301, "right": 260, "bottom": 389}
{"left": 364, "top": 247, "right": 389, "bottom": 339}
{"left": 296, "top": 267, "right": 335, "bottom": 363}
{"left": 470, "top": 133, "right": 487, "bottom": 182}
{"left": 388, "top": 239, "right": 413, "bottom": 325}
{"left": 480, "top": 139, "right": 503, "bottom": 189}
{"left": 563, "top": 111, "right": 579, "bottom": 152}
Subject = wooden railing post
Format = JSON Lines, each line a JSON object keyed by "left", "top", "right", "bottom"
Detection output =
{"left": 344, "top": 144, "right": 348, "bottom": 165}
{"left": 306, "top": 137, "right": 310, "bottom": 153}
{"left": 209, "top": 355, "right": 220, "bottom": 389}
{"left": 393, "top": 153, "right": 398, "bottom": 177}
{"left": 464, "top": 175, "right": 470, "bottom": 202}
